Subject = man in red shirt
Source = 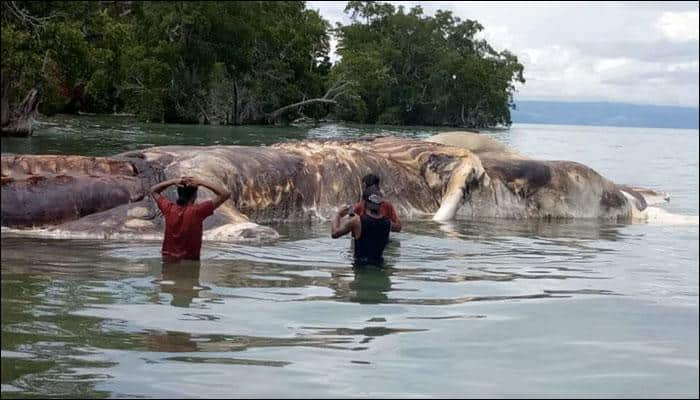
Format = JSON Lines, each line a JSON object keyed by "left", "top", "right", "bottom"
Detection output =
{"left": 150, "top": 176, "right": 230, "bottom": 261}
{"left": 353, "top": 174, "right": 402, "bottom": 232}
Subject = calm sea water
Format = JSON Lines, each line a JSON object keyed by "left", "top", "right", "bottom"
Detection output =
{"left": 1, "top": 117, "right": 698, "bottom": 398}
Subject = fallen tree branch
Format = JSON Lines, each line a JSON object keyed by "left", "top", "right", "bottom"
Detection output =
{"left": 266, "top": 80, "right": 352, "bottom": 122}
{"left": 1, "top": 88, "right": 40, "bottom": 137}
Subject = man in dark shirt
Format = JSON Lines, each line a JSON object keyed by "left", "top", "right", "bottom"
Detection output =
{"left": 353, "top": 174, "right": 402, "bottom": 232}
{"left": 150, "top": 176, "right": 230, "bottom": 261}
{"left": 332, "top": 189, "right": 391, "bottom": 266}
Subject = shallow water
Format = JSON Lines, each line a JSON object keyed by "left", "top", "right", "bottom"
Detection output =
{"left": 1, "top": 118, "right": 698, "bottom": 397}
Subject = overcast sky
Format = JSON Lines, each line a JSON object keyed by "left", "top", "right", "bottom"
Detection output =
{"left": 307, "top": 1, "right": 699, "bottom": 108}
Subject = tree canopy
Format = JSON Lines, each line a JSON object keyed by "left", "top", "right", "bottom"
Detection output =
{"left": 1, "top": 1, "right": 525, "bottom": 128}
{"left": 333, "top": 1, "right": 525, "bottom": 127}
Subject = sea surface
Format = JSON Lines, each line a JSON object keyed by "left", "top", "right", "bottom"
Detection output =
{"left": 2, "top": 116, "right": 698, "bottom": 397}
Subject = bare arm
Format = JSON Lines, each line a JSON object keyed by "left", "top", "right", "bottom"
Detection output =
{"left": 184, "top": 177, "right": 231, "bottom": 209}
{"left": 331, "top": 207, "right": 360, "bottom": 239}
{"left": 150, "top": 178, "right": 181, "bottom": 198}
{"left": 387, "top": 202, "right": 402, "bottom": 232}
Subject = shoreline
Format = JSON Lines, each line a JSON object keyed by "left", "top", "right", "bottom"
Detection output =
{"left": 26, "top": 113, "right": 698, "bottom": 132}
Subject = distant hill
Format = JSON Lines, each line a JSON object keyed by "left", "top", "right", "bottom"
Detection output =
{"left": 511, "top": 101, "right": 699, "bottom": 129}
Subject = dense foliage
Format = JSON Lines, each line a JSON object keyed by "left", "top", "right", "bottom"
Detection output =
{"left": 1, "top": 1, "right": 525, "bottom": 128}
{"left": 2, "top": 1, "right": 331, "bottom": 124}
{"left": 333, "top": 2, "right": 525, "bottom": 127}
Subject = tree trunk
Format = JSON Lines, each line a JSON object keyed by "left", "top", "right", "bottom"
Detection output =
{"left": 1, "top": 79, "right": 11, "bottom": 127}
{"left": 232, "top": 80, "right": 240, "bottom": 125}
{"left": 1, "top": 88, "right": 40, "bottom": 137}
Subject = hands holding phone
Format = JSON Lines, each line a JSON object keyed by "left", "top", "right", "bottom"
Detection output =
{"left": 338, "top": 204, "right": 355, "bottom": 218}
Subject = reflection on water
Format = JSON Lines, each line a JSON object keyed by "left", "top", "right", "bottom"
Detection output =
{"left": 349, "top": 266, "right": 392, "bottom": 304}
{"left": 2, "top": 215, "right": 697, "bottom": 397}
{"left": 158, "top": 261, "right": 205, "bottom": 308}
{"left": 1, "top": 120, "right": 698, "bottom": 397}
{"left": 0, "top": 115, "right": 447, "bottom": 157}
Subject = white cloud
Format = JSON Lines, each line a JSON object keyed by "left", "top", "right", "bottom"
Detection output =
{"left": 594, "top": 58, "right": 630, "bottom": 73}
{"left": 514, "top": 44, "right": 699, "bottom": 106}
{"left": 328, "top": 36, "right": 340, "bottom": 64}
{"left": 655, "top": 11, "right": 699, "bottom": 42}
{"left": 309, "top": 1, "right": 699, "bottom": 107}
{"left": 667, "top": 60, "right": 700, "bottom": 72}
{"left": 476, "top": 24, "right": 515, "bottom": 51}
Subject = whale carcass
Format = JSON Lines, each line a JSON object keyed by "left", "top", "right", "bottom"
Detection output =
{"left": 1, "top": 133, "right": 683, "bottom": 243}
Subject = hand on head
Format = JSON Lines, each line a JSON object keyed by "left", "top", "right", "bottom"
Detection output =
{"left": 180, "top": 176, "right": 197, "bottom": 187}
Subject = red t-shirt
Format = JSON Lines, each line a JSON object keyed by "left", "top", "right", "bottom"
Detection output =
{"left": 155, "top": 195, "right": 215, "bottom": 261}
{"left": 353, "top": 200, "right": 400, "bottom": 225}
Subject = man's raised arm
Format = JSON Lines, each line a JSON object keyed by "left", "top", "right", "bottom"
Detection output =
{"left": 150, "top": 178, "right": 181, "bottom": 198}
{"left": 184, "top": 177, "right": 231, "bottom": 209}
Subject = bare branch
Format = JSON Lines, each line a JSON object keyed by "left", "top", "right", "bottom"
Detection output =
{"left": 266, "top": 80, "right": 354, "bottom": 122}
{"left": 4, "top": 1, "right": 64, "bottom": 26}
{"left": 3, "top": 1, "right": 65, "bottom": 40}
{"left": 267, "top": 98, "right": 339, "bottom": 121}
